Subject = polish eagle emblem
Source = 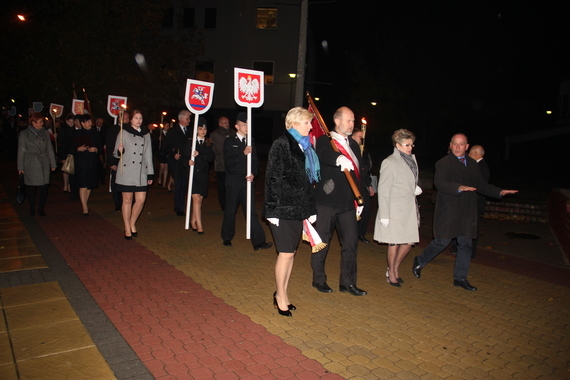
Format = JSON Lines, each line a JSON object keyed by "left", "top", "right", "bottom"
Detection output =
{"left": 238, "top": 75, "right": 260, "bottom": 102}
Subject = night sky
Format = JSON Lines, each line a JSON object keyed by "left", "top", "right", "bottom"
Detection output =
{"left": 306, "top": 2, "right": 569, "bottom": 187}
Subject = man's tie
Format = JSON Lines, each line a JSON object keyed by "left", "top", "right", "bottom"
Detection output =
{"left": 459, "top": 157, "right": 466, "bottom": 166}
{"left": 182, "top": 127, "right": 186, "bottom": 135}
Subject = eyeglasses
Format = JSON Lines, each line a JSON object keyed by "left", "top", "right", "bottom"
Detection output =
{"left": 400, "top": 143, "right": 414, "bottom": 147}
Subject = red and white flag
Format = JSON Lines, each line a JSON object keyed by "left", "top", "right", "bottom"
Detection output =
{"left": 307, "top": 103, "right": 326, "bottom": 146}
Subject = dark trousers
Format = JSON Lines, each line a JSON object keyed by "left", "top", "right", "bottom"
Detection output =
{"left": 26, "top": 184, "right": 48, "bottom": 215}
{"left": 357, "top": 193, "right": 372, "bottom": 237}
{"left": 110, "top": 169, "right": 122, "bottom": 210}
{"left": 221, "top": 178, "right": 266, "bottom": 247}
{"left": 215, "top": 171, "right": 226, "bottom": 210}
{"left": 311, "top": 204, "right": 359, "bottom": 286}
{"left": 173, "top": 171, "right": 189, "bottom": 213}
{"left": 417, "top": 236, "right": 472, "bottom": 280}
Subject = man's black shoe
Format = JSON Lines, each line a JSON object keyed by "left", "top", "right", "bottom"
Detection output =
{"left": 254, "top": 242, "right": 273, "bottom": 251}
{"left": 358, "top": 236, "right": 370, "bottom": 243}
{"left": 453, "top": 279, "right": 477, "bottom": 291}
{"left": 412, "top": 256, "right": 422, "bottom": 279}
{"left": 312, "top": 282, "right": 333, "bottom": 293}
{"left": 223, "top": 240, "right": 232, "bottom": 247}
{"left": 339, "top": 285, "right": 367, "bottom": 296}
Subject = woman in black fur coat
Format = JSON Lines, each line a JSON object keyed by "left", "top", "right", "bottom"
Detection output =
{"left": 264, "top": 107, "right": 320, "bottom": 317}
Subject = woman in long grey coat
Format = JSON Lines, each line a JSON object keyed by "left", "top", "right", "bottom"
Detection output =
{"left": 17, "top": 112, "right": 56, "bottom": 216}
{"left": 373, "top": 129, "right": 421, "bottom": 287}
{"left": 114, "top": 110, "right": 153, "bottom": 240}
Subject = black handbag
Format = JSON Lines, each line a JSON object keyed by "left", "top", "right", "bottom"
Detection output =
{"left": 16, "top": 173, "right": 26, "bottom": 204}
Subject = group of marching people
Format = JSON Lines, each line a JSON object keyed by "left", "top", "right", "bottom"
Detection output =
{"left": 17, "top": 104, "right": 517, "bottom": 318}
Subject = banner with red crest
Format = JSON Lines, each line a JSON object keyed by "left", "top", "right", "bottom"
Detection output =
{"left": 50, "top": 103, "right": 64, "bottom": 118}
{"left": 234, "top": 68, "right": 264, "bottom": 108}
{"left": 185, "top": 79, "right": 214, "bottom": 114}
{"left": 72, "top": 99, "right": 84, "bottom": 115}
{"left": 107, "top": 95, "right": 128, "bottom": 123}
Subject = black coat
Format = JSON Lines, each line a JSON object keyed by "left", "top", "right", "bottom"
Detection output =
{"left": 164, "top": 124, "right": 191, "bottom": 179}
{"left": 433, "top": 153, "right": 501, "bottom": 239}
{"left": 182, "top": 138, "right": 214, "bottom": 196}
{"left": 224, "top": 134, "right": 259, "bottom": 179}
{"left": 264, "top": 132, "right": 316, "bottom": 220}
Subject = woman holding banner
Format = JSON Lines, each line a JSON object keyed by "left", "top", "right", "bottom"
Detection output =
{"left": 183, "top": 121, "right": 214, "bottom": 234}
{"left": 114, "top": 110, "right": 154, "bottom": 240}
{"left": 264, "top": 107, "right": 319, "bottom": 317}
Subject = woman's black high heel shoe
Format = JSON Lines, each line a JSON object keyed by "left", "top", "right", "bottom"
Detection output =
{"left": 273, "top": 292, "right": 292, "bottom": 317}
{"left": 131, "top": 231, "right": 138, "bottom": 238}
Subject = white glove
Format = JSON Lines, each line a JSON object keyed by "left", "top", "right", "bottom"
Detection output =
{"left": 308, "top": 214, "right": 317, "bottom": 224}
{"left": 336, "top": 156, "right": 354, "bottom": 172}
{"left": 267, "top": 218, "right": 279, "bottom": 226}
{"left": 415, "top": 185, "right": 423, "bottom": 196}
{"left": 380, "top": 219, "right": 389, "bottom": 227}
{"left": 356, "top": 206, "right": 364, "bottom": 217}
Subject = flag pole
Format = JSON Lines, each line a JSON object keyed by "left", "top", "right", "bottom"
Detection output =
{"left": 185, "top": 116, "right": 199, "bottom": 230}
{"left": 246, "top": 107, "right": 253, "bottom": 239}
{"left": 306, "top": 92, "right": 364, "bottom": 205}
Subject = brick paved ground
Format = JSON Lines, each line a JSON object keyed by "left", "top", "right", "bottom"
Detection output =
{"left": 2, "top": 161, "right": 569, "bottom": 379}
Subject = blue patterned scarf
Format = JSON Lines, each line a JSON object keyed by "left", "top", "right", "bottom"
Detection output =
{"left": 288, "top": 128, "right": 320, "bottom": 183}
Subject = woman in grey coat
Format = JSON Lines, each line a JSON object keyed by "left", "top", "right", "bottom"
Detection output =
{"left": 373, "top": 129, "right": 421, "bottom": 287}
{"left": 114, "top": 110, "right": 153, "bottom": 240}
{"left": 17, "top": 112, "right": 56, "bottom": 216}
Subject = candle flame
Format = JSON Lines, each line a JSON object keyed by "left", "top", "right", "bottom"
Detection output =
{"left": 162, "top": 111, "right": 167, "bottom": 116}
{"left": 120, "top": 103, "right": 127, "bottom": 109}
{"left": 361, "top": 118, "right": 367, "bottom": 125}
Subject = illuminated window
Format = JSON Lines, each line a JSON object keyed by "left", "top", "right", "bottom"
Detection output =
{"left": 256, "top": 8, "right": 277, "bottom": 29}
{"left": 252, "top": 61, "right": 274, "bottom": 85}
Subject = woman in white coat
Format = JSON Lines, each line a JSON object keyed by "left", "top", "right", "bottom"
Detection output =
{"left": 374, "top": 129, "right": 421, "bottom": 287}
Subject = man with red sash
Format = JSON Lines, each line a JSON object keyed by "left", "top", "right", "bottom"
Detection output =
{"left": 311, "top": 107, "right": 368, "bottom": 296}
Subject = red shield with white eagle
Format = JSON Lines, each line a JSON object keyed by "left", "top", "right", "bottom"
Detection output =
{"left": 107, "top": 95, "right": 127, "bottom": 118}
{"left": 234, "top": 68, "right": 264, "bottom": 108}
{"left": 185, "top": 79, "right": 214, "bottom": 115}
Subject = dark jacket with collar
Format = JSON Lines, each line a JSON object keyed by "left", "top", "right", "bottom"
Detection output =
{"left": 264, "top": 132, "right": 316, "bottom": 220}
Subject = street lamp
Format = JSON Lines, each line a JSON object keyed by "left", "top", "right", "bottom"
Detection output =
{"left": 288, "top": 74, "right": 297, "bottom": 108}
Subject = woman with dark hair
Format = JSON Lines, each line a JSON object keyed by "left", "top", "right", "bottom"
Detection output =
{"left": 114, "top": 110, "right": 153, "bottom": 240}
{"left": 17, "top": 112, "right": 57, "bottom": 216}
{"left": 183, "top": 122, "right": 214, "bottom": 234}
{"left": 157, "top": 122, "right": 170, "bottom": 188}
{"left": 374, "top": 129, "right": 421, "bottom": 287}
{"left": 265, "top": 107, "right": 319, "bottom": 317}
{"left": 73, "top": 114, "right": 101, "bottom": 215}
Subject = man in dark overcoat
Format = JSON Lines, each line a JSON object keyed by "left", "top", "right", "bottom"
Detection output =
{"left": 412, "top": 134, "right": 517, "bottom": 291}
{"left": 164, "top": 110, "right": 192, "bottom": 216}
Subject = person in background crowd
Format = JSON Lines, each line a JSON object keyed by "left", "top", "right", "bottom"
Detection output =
{"left": 73, "top": 115, "right": 101, "bottom": 216}
{"left": 210, "top": 116, "right": 234, "bottom": 211}
{"left": 17, "top": 112, "right": 56, "bottom": 216}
